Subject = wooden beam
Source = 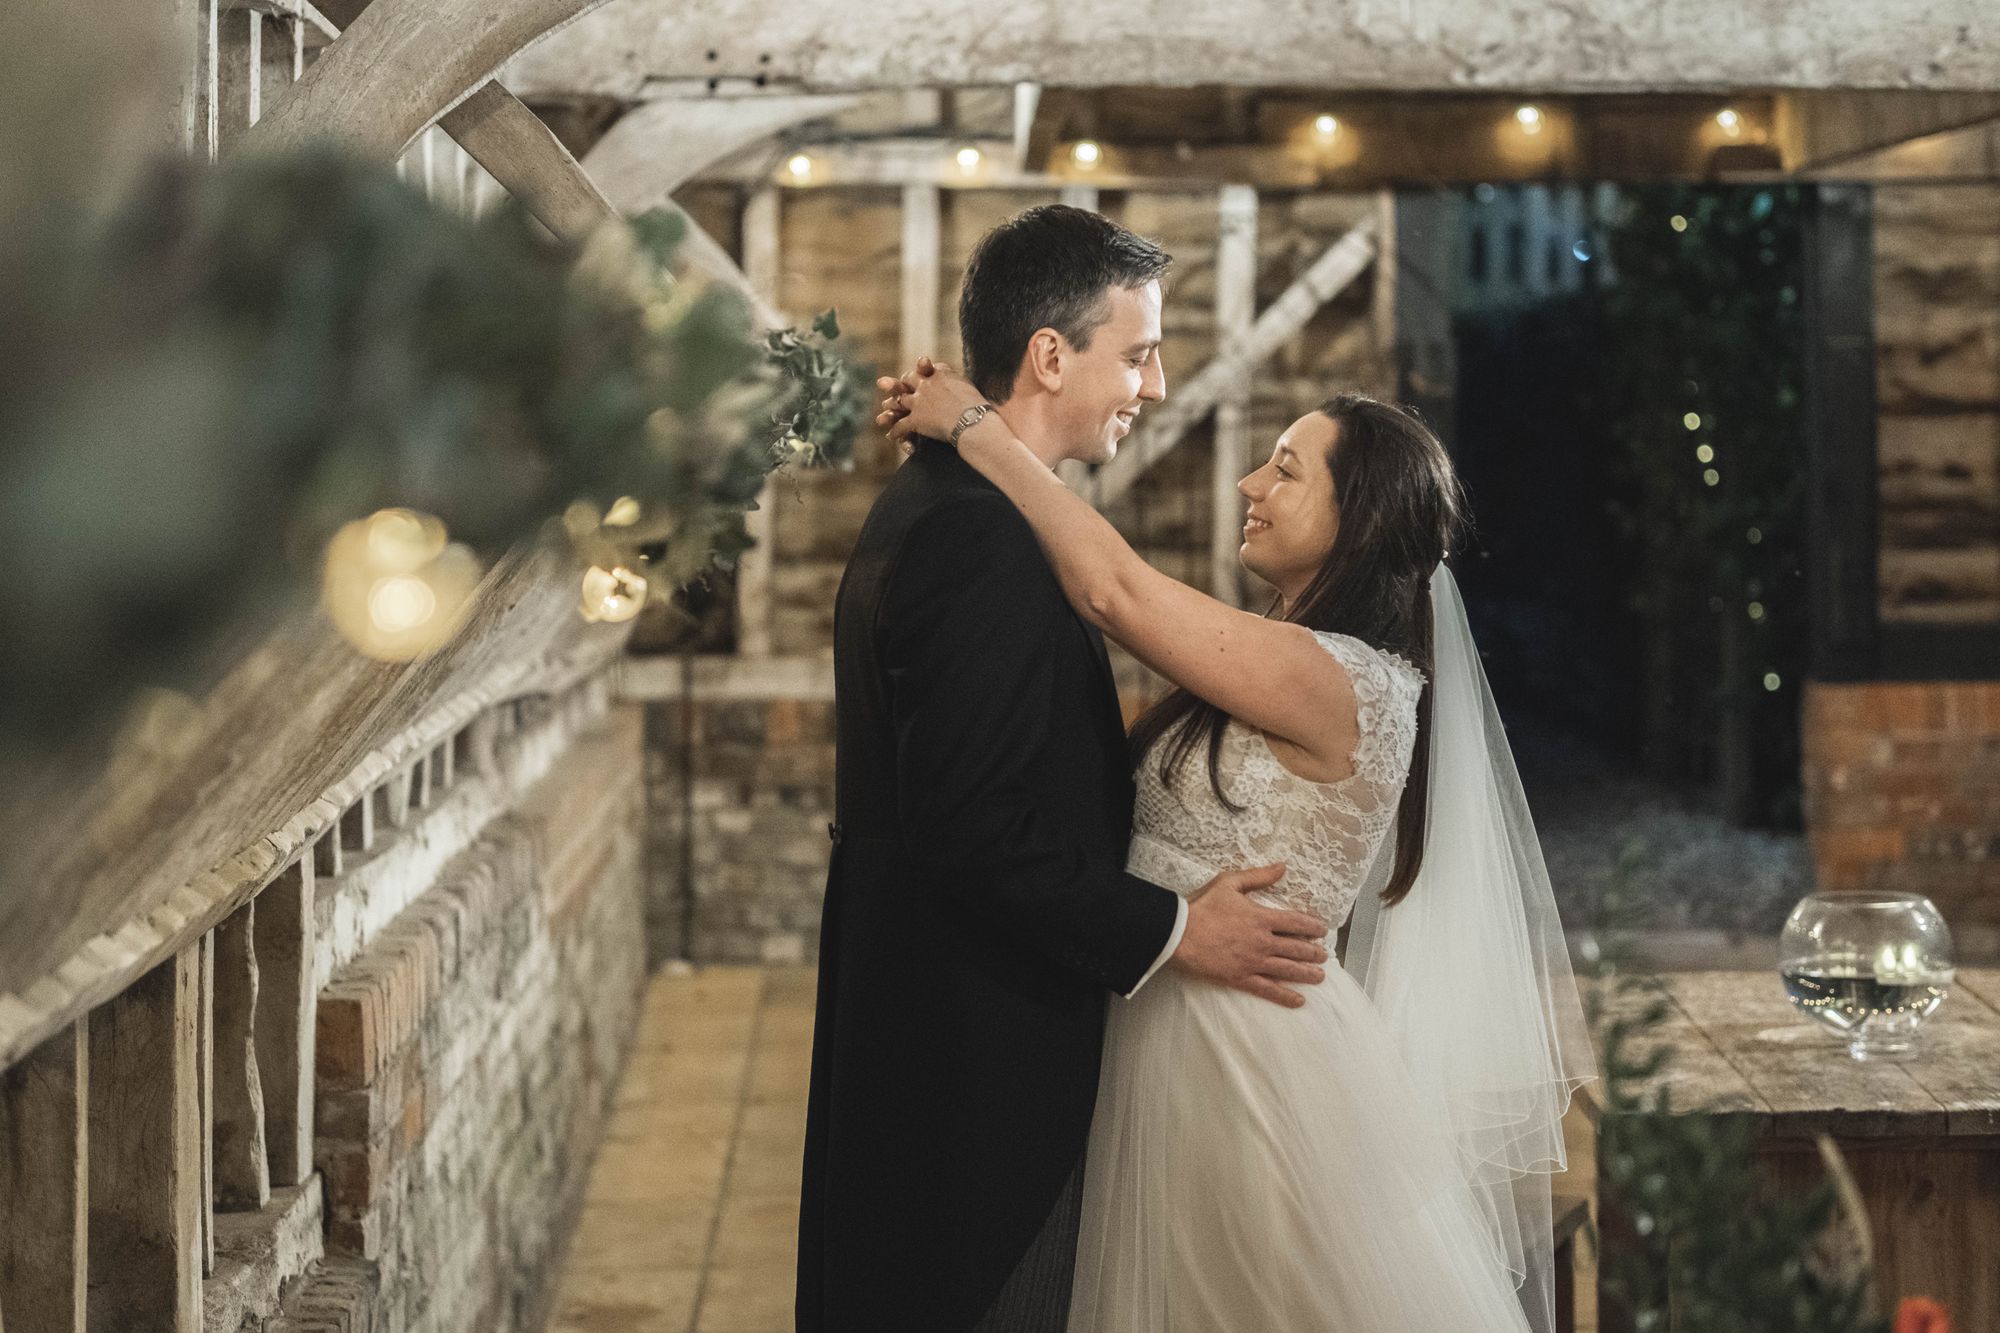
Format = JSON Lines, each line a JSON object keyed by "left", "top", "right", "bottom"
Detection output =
{"left": 251, "top": 858, "right": 314, "bottom": 1187}
{"left": 1097, "top": 216, "right": 1377, "bottom": 507}
{"left": 510, "top": 0, "right": 2000, "bottom": 100}
{"left": 581, "top": 95, "right": 859, "bottom": 218}
{"left": 1776, "top": 90, "right": 2000, "bottom": 172}
{"left": 209, "top": 905, "right": 269, "bottom": 1212}
{"left": 86, "top": 950, "right": 202, "bottom": 1333}
{"left": 1211, "top": 184, "right": 1257, "bottom": 607}
{"left": 0, "top": 1023, "right": 87, "bottom": 1333}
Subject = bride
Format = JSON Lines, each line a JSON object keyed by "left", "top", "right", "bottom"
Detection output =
{"left": 881, "top": 361, "right": 1594, "bottom": 1332}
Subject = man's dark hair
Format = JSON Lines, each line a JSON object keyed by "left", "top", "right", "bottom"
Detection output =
{"left": 957, "top": 205, "right": 1172, "bottom": 404}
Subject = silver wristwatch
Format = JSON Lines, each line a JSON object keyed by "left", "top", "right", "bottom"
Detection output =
{"left": 947, "top": 402, "right": 994, "bottom": 447}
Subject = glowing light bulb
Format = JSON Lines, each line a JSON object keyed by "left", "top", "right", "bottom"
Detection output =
{"left": 368, "top": 575, "right": 438, "bottom": 634}
{"left": 1764, "top": 672, "right": 1782, "bottom": 692}
{"left": 581, "top": 564, "right": 649, "bottom": 624}
{"left": 1696, "top": 443, "right": 1715, "bottom": 463}
{"left": 954, "top": 144, "right": 983, "bottom": 174}
{"left": 1312, "top": 114, "right": 1340, "bottom": 143}
{"left": 1071, "top": 140, "right": 1102, "bottom": 168}
{"left": 1515, "top": 105, "right": 1544, "bottom": 134}
{"left": 785, "top": 153, "right": 814, "bottom": 184}
{"left": 1716, "top": 108, "right": 1743, "bottom": 137}
{"left": 324, "top": 513, "right": 479, "bottom": 661}
{"left": 1684, "top": 412, "right": 1702, "bottom": 431}
{"left": 1748, "top": 601, "right": 1766, "bottom": 621}
{"left": 1747, "top": 527, "right": 1763, "bottom": 544}
{"left": 1703, "top": 468, "right": 1721, "bottom": 487}
{"left": 1670, "top": 214, "right": 1689, "bottom": 233}
{"left": 604, "top": 496, "right": 642, "bottom": 527}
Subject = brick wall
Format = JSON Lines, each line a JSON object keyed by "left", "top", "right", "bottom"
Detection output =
{"left": 276, "top": 706, "right": 648, "bottom": 1332}
{"left": 638, "top": 662, "right": 836, "bottom": 967}
{"left": 1801, "top": 682, "right": 2000, "bottom": 942}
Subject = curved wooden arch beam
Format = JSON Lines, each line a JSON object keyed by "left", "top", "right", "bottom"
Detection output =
{"left": 580, "top": 93, "right": 857, "bottom": 216}
{"left": 252, "top": 0, "right": 779, "bottom": 325}
{"left": 242, "top": 0, "right": 610, "bottom": 161}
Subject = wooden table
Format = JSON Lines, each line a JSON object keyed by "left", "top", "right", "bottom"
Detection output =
{"left": 1580, "top": 969, "right": 2000, "bottom": 1331}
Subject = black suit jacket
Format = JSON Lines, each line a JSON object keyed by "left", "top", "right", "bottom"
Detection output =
{"left": 796, "top": 441, "right": 1181, "bottom": 1332}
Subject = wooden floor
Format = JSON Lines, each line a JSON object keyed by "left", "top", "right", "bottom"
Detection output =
{"left": 547, "top": 963, "right": 1599, "bottom": 1333}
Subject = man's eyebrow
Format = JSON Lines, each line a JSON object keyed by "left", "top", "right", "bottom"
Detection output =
{"left": 1121, "top": 338, "right": 1161, "bottom": 355}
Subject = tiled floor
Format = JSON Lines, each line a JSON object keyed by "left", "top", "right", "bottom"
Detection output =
{"left": 547, "top": 963, "right": 1599, "bottom": 1333}
{"left": 550, "top": 965, "right": 813, "bottom": 1333}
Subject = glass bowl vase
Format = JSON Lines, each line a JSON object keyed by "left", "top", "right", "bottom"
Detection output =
{"left": 1779, "top": 890, "right": 1955, "bottom": 1061}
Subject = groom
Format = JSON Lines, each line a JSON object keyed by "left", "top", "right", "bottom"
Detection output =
{"left": 797, "top": 205, "right": 1330, "bottom": 1332}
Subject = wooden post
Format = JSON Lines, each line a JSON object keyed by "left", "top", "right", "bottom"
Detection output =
{"left": 1212, "top": 185, "right": 1258, "bottom": 607}
{"left": 0, "top": 1022, "right": 88, "bottom": 1333}
{"left": 197, "top": 933, "right": 213, "bottom": 1277}
{"left": 311, "top": 825, "right": 343, "bottom": 880}
{"left": 215, "top": 6, "right": 260, "bottom": 155}
{"left": 737, "top": 186, "right": 782, "bottom": 658}
{"left": 195, "top": 0, "right": 220, "bottom": 162}
{"left": 209, "top": 904, "right": 268, "bottom": 1212}
{"left": 900, "top": 183, "right": 941, "bottom": 377}
{"left": 86, "top": 950, "right": 202, "bottom": 1333}
{"left": 252, "top": 857, "right": 315, "bottom": 1187}
{"left": 339, "top": 793, "right": 374, "bottom": 855}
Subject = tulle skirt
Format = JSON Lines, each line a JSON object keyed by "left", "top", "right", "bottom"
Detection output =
{"left": 1068, "top": 958, "right": 1535, "bottom": 1332}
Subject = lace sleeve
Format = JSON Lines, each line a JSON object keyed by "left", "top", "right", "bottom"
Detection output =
{"left": 1310, "top": 632, "right": 1426, "bottom": 791}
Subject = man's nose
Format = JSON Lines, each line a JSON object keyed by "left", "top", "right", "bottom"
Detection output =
{"left": 1140, "top": 354, "right": 1166, "bottom": 402}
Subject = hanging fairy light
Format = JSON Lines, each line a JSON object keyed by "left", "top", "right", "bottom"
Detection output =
{"left": 1684, "top": 412, "right": 1703, "bottom": 431}
{"left": 323, "top": 509, "right": 481, "bottom": 661}
{"left": 1696, "top": 443, "right": 1715, "bottom": 463}
{"left": 1747, "top": 527, "right": 1764, "bottom": 545}
{"left": 1703, "top": 468, "right": 1721, "bottom": 487}
{"left": 1312, "top": 114, "right": 1340, "bottom": 144}
{"left": 1748, "top": 601, "right": 1767, "bottom": 621}
{"left": 580, "top": 564, "right": 648, "bottom": 623}
{"left": 1515, "top": 104, "right": 1545, "bottom": 135}
{"left": 1763, "top": 672, "right": 1782, "bottom": 692}
{"left": 954, "top": 144, "right": 983, "bottom": 175}
{"left": 785, "top": 152, "right": 815, "bottom": 185}
{"left": 1670, "top": 214, "right": 1689, "bottom": 233}
{"left": 1716, "top": 108, "right": 1744, "bottom": 138}
{"left": 1071, "top": 140, "right": 1103, "bottom": 169}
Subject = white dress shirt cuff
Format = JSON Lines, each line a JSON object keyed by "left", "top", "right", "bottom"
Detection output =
{"left": 1122, "top": 896, "right": 1187, "bottom": 999}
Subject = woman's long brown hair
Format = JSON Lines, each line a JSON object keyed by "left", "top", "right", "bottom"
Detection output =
{"left": 1126, "top": 393, "right": 1468, "bottom": 905}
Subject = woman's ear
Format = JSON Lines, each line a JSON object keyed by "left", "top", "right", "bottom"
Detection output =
{"left": 1026, "top": 328, "right": 1064, "bottom": 393}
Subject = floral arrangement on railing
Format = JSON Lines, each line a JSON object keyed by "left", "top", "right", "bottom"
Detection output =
{"left": 0, "top": 144, "right": 868, "bottom": 761}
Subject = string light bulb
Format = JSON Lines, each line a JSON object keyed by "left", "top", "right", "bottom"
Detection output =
{"left": 580, "top": 564, "right": 649, "bottom": 623}
{"left": 785, "top": 152, "right": 815, "bottom": 184}
{"left": 1515, "top": 104, "right": 1545, "bottom": 135}
{"left": 1716, "top": 107, "right": 1743, "bottom": 138}
{"left": 1684, "top": 412, "right": 1703, "bottom": 431}
{"left": 323, "top": 510, "right": 480, "bottom": 661}
{"left": 1071, "top": 140, "right": 1103, "bottom": 169}
{"left": 1696, "top": 444, "right": 1715, "bottom": 463}
{"left": 1670, "top": 214, "right": 1689, "bottom": 233}
{"left": 954, "top": 144, "right": 983, "bottom": 175}
{"left": 1312, "top": 114, "right": 1340, "bottom": 144}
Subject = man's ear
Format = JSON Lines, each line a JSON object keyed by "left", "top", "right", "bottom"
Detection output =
{"left": 1024, "top": 328, "right": 1065, "bottom": 394}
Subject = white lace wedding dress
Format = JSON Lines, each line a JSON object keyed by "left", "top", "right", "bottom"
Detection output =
{"left": 1068, "top": 630, "right": 1536, "bottom": 1332}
